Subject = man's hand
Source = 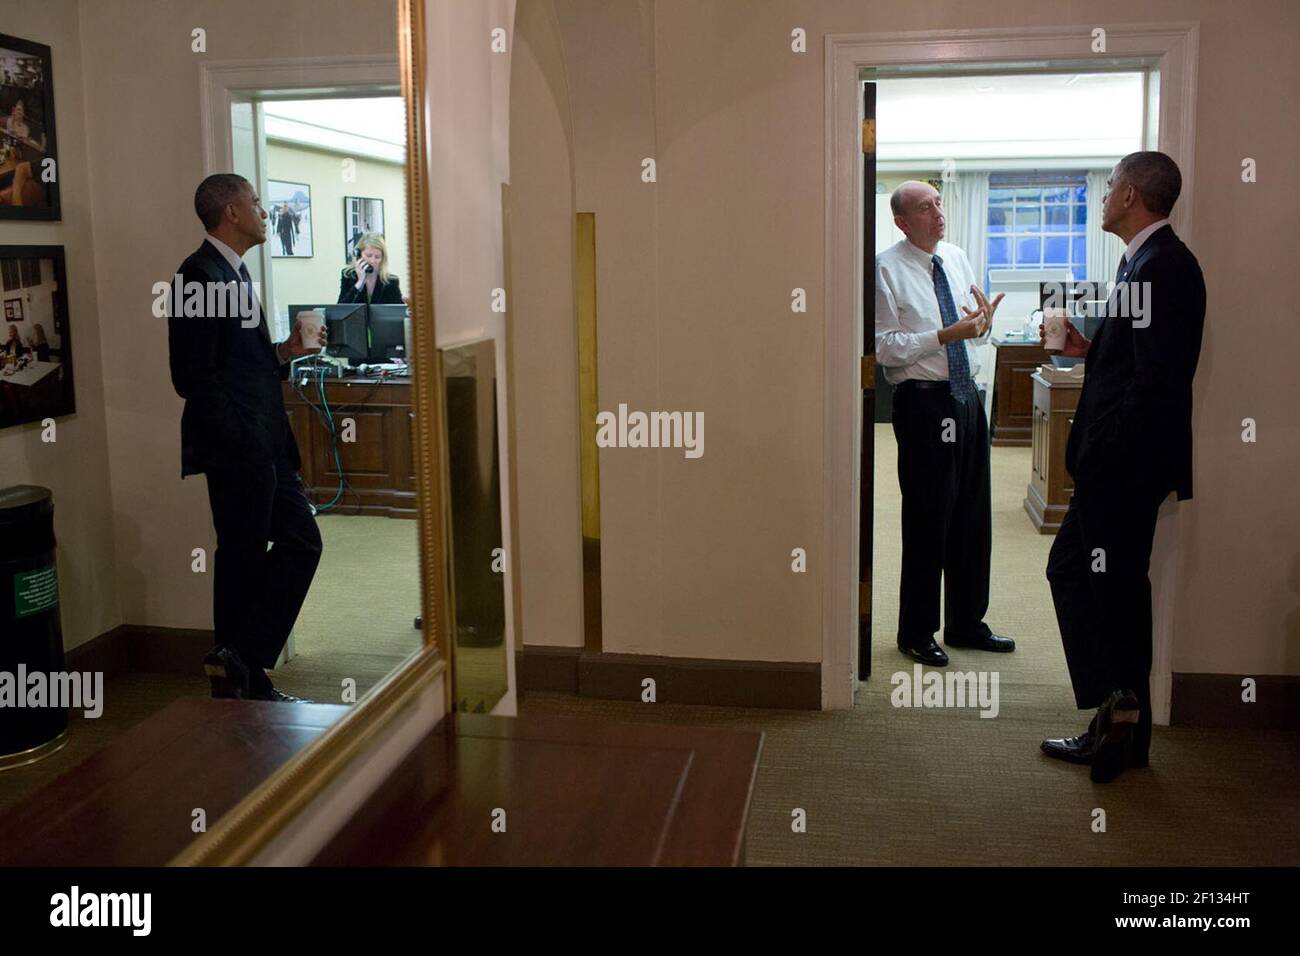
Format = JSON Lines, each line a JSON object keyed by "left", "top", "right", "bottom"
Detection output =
{"left": 963, "top": 286, "right": 1004, "bottom": 330}
{"left": 1039, "top": 316, "right": 1091, "bottom": 357}
{"left": 277, "top": 316, "right": 328, "bottom": 362}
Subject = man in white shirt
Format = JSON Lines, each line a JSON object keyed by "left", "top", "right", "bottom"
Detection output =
{"left": 875, "top": 180, "right": 1015, "bottom": 666}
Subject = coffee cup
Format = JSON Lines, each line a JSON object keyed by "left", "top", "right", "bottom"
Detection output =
{"left": 1042, "top": 307, "right": 1069, "bottom": 351}
{"left": 298, "top": 309, "right": 325, "bottom": 353}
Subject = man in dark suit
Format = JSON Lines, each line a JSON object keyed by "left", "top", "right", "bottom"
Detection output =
{"left": 168, "top": 173, "right": 327, "bottom": 701}
{"left": 1040, "top": 152, "right": 1206, "bottom": 782}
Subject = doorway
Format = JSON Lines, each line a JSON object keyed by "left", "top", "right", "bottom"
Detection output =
{"left": 822, "top": 24, "right": 1200, "bottom": 711}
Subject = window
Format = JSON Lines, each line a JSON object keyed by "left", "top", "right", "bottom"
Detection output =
{"left": 986, "top": 173, "right": 1088, "bottom": 286}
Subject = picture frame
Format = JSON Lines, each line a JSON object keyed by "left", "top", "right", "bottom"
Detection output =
{"left": 0, "top": 33, "right": 61, "bottom": 221}
{"left": 0, "top": 244, "right": 75, "bottom": 430}
{"left": 343, "top": 196, "right": 385, "bottom": 264}
{"left": 267, "top": 179, "right": 313, "bottom": 258}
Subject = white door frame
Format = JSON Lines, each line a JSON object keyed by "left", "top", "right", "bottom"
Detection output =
{"left": 198, "top": 54, "right": 401, "bottom": 334}
{"left": 197, "top": 55, "right": 400, "bottom": 668}
{"left": 822, "top": 23, "right": 1200, "bottom": 712}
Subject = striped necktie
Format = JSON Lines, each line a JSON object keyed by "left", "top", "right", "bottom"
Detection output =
{"left": 931, "top": 254, "right": 975, "bottom": 401}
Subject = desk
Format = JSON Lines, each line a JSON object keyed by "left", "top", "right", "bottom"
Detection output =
{"left": 0, "top": 359, "right": 64, "bottom": 428}
{"left": 990, "top": 335, "right": 1050, "bottom": 446}
{"left": 1023, "top": 370, "right": 1083, "bottom": 534}
{"left": 282, "top": 374, "right": 416, "bottom": 518}
{"left": 0, "top": 359, "right": 59, "bottom": 387}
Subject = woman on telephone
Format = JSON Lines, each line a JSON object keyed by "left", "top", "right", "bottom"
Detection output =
{"left": 338, "top": 233, "right": 403, "bottom": 305}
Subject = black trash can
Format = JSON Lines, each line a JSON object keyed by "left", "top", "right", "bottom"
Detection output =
{"left": 0, "top": 485, "right": 69, "bottom": 770}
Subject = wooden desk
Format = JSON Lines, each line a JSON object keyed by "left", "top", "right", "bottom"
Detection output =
{"left": 1023, "top": 370, "right": 1083, "bottom": 534}
{"left": 282, "top": 374, "right": 416, "bottom": 518}
{"left": 990, "top": 336, "right": 1050, "bottom": 446}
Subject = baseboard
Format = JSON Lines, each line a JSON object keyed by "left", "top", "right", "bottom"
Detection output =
{"left": 517, "top": 645, "right": 820, "bottom": 710}
{"left": 1170, "top": 673, "right": 1300, "bottom": 729}
{"left": 65, "top": 625, "right": 134, "bottom": 679}
{"left": 65, "top": 624, "right": 213, "bottom": 678}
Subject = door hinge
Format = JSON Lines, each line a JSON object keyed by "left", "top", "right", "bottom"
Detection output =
{"left": 861, "top": 354, "right": 876, "bottom": 389}
{"left": 861, "top": 118, "right": 875, "bottom": 154}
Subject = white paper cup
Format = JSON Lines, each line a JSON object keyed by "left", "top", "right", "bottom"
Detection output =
{"left": 1043, "top": 308, "right": 1069, "bottom": 351}
{"left": 298, "top": 310, "right": 325, "bottom": 353}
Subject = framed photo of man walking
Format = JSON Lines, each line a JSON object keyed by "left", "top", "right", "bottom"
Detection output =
{"left": 266, "top": 179, "right": 313, "bottom": 258}
{"left": 0, "top": 33, "right": 61, "bottom": 221}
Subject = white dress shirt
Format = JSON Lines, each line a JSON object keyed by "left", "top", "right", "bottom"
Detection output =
{"left": 874, "top": 238, "right": 989, "bottom": 386}
{"left": 1122, "top": 217, "right": 1171, "bottom": 265}
{"left": 205, "top": 233, "right": 247, "bottom": 277}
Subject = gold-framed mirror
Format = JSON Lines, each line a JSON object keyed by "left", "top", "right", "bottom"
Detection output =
{"left": 170, "top": 0, "right": 517, "bottom": 864}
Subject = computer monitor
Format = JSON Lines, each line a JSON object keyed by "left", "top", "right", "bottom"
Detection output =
{"left": 367, "top": 304, "right": 409, "bottom": 363}
{"left": 289, "top": 303, "right": 367, "bottom": 363}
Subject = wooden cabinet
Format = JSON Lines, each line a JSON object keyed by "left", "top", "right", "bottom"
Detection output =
{"left": 282, "top": 375, "right": 417, "bottom": 518}
{"left": 991, "top": 337, "right": 1050, "bottom": 446}
{"left": 1023, "top": 371, "right": 1083, "bottom": 534}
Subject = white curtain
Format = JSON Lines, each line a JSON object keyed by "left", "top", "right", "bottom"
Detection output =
{"left": 941, "top": 170, "right": 994, "bottom": 424}
{"left": 941, "top": 171, "right": 990, "bottom": 290}
{"left": 1086, "top": 169, "right": 1126, "bottom": 284}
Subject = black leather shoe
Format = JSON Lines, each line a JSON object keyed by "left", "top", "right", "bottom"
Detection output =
{"left": 250, "top": 686, "right": 314, "bottom": 704}
{"left": 1090, "top": 689, "right": 1141, "bottom": 783}
{"left": 1041, "top": 731, "right": 1096, "bottom": 764}
{"left": 1041, "top": 729, "right": 1149, "bottom": 768}
{"left": 946, "top": 632, "right": 1016, "bottom": 652}
{"left": 898, "top": 639, "right": 949, "bottom": 666}
{"left": 204, "top": 646, "right": 251, "bottom": 699}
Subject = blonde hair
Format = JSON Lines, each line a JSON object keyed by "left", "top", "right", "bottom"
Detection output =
{"left": 348, "top": 232, "right": 392, "bottom": 284}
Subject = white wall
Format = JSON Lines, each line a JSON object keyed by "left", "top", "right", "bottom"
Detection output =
{"left": 0, "top": 0, "right": 119, "bottom": 650}
{"left": 502, "top": 0, "right": 1300, "bottom": 680}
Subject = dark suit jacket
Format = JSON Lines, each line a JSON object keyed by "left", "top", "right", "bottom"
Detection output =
{"left": 167, "top": 239, "right": 300, "bottom": 477}
{"left": 337, "top": 270, "right": 403, "bottom": 305}
{"left": 1066, "top": 224, "right": 1206, "bottom": 500}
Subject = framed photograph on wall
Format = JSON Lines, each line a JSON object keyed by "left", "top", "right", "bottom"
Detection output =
{"left": 0, "top": 33, "right": 60, "bottom": 221}
{"left": 267, "top": 179, "right": 313, "bottom": 258}
{"left": 0, "top": 245, "right": 74, "bottom": 430}
{"left": 343, "top": 196, "right": 385, "bottom": 264}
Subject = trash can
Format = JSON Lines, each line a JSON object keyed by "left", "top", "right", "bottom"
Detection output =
{"left": 0, "top": 485, "right": 69, "bottom": 770}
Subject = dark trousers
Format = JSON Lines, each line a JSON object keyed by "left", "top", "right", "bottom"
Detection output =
{"left": 1046, "top": 478, "right": 1168, "bottom": 751}
{"left": 204, "top": 452, "right": 322, "bottom": 680}
{"left": 891, "top": 383, "right": 992, "bottom": 646}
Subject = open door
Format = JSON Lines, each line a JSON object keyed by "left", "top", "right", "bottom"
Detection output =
{"left": 858, "top": 81, "right": 876, "bottom": 680}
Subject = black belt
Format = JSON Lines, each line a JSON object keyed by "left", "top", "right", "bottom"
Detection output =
{"left": 894, "top": 378, "right": 978, "bottom": 392}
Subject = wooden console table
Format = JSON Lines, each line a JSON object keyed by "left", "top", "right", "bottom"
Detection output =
{"left": 990, "top": 335, "right": 1050, "bottom": 446}
{"left": 0, "top": 699, "right": 761, "bottom": 866}
{"left": 282, "top": 374, "right": 416, "bottom": 518}
{"left": 1023, "top": 370, "right": 1083, "bottom": 534}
